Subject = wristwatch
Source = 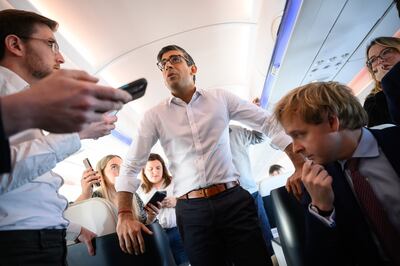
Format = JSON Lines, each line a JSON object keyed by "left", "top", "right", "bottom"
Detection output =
{"left": 310, "top": 204, "right": 334, "bottom": 217}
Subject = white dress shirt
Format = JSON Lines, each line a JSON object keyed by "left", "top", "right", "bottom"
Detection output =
{"left": 116, "top": 88, "right": 291, "bottom": 197}
{"left": 0, "top": 66, "right": 81, "bottom": 239}
{"left": 137, "top": 182, "right": 177, "bottom": 229}
{"left": 229, "top": 125, "right": 266, "bottom": 194}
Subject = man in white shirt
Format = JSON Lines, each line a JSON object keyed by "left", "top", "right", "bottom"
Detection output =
{"left": 116, "top": 45, "right": 303, "bottom": 266}
{"left": 0, "top": 9, "right": 122, "bottom": 265}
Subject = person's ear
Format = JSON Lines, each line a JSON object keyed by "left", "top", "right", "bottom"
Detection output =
{"left": 328, "top": 115, "right": 340, "bottom": 131}
{"left": 190, "top": 64, "right": 197, "bottom": 75}
{"left": 4, "top": 35, "right": 25, "bottom": 57}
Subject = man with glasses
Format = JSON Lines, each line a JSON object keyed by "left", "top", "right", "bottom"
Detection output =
{"left": 116, "top": 45, "right": 303, "bottom": 266}
{"left": 0, "top": 9, "right": 131, "bottom": 265}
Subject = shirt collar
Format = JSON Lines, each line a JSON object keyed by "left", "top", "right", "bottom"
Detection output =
{"left": 338, "top": 127, "right": 379, "bottom": 168}
{"left": 0, "top": 66, "right": 29, "bottom": 96}
{"left": 168, "top": 87, "right": 204, "bottom": 106}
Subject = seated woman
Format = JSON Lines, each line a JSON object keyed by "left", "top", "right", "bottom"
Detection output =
{"left": 137, "top": 153, "right": 189, "bottom": 266}
{"left": 363, "top": 36, "right": 400, "bottom": 127}
{"left": 75, "top": 154, "right": 157, "bottom": 224}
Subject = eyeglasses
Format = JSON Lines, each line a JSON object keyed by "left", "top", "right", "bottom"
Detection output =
{"left": 366, "top": 47, "right": 399, "bottom": 68}
{"left": 19, "top": 36, "right": 60, "bottom": 54}
{"left": 157, "top": 54, "right": 190, "bottom": 71}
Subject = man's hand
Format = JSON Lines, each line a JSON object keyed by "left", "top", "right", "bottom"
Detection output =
{"left": 78, "top": 114, "right": 117, "bottom": 140}
{"left": 1, "top": 69, "right": 132, "bottom": 136}
{"left": 116, "top": 212, "right": 153, "bottom": 255}
{"left": 77, "top": 226, "right": 97, "bottom": 256}
{"left": 301, "top": 160, "right": 334, "bottom": 211}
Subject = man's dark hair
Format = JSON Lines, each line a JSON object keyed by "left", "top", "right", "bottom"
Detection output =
{"left": 0, "top": 9, "right": 58, "bottom": 60}
{"left": 157, "top": 45, "right": 196, "bottom": 83}
{"left": 269, "top": 164, "right": 283, "bottom": 175}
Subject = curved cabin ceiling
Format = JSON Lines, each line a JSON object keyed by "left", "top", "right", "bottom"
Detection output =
{"left": 2, "top": 0, "right": 398, "bottom": 200}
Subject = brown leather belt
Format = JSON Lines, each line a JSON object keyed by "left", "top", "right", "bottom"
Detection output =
{"left": 178, "top": 181, "right": 239, "bottom": 200}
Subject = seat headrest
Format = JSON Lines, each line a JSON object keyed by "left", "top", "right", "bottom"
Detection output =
{"left": 65, "top": 198, "right": 117, "bottom": 237}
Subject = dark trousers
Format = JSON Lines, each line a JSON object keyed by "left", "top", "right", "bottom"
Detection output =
{"left": 176, "top": 186, "right": 273, "bottom": 266}
{"left": 0, "top": 229, "right": 67, "bottom": 266}
{"left": 165, "top": 227, "right": 189, "bottom": 266}
{"left": 252, "top": 191, "right": 274, "bottom": 255}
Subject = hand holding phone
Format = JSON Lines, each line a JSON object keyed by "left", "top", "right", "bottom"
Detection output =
{"left": 146, "top": 191, "right": 167, "bottom": 206}
{"left": 83, "top": 158, "right": 100, "bottom": 187}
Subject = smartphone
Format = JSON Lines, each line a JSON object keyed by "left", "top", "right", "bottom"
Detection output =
{"left": 147, "top": 191, "right": 167, "bottom": 206}
{"left": 83, "top": 158, "right": 100, "bottom": 187}
{"left": 108, "top": 78, "right": 148, "bottom": 116}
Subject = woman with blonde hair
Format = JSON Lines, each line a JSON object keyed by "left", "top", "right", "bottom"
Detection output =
{"left": 363, "top": 36, "right": 400, "bottom": 127}
{"left": 137, "top": 153, "right": 189, "bottom": 266}
{"left": 75, "top": 154, "right": 157, "bottom": 224}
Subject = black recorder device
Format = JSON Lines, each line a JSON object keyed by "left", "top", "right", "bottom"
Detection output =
{"left": 108, "top": 78, "right": 147, "bottom": 116}
{"left": 120, "top": 78, "right": 147, "bottom": 101}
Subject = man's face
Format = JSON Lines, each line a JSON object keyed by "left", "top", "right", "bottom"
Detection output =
{"left": 368, "top": 44, "right": 400, "bottom": 82}
{"left": 160, "top": 50, "right": 196, "bottom": 92}
{"left": 281, "top": 113, "right": 341, "bottom": 165}
{"left": 23, "top": 24, "right": 65, "bottom": 81}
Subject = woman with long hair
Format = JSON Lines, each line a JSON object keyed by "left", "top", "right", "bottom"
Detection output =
{"left": 75, "top": 154, "right": 157, "bottom": 224}
{"left": 137, "top": 153, "right": 189, "bottom": 266}
{"left": 363, "top": 36, "right": 400, "bottom": 127}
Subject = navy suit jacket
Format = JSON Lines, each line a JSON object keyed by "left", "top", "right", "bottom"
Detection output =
{"left": 382, "top": 61, "right": 400, "bottom": 125}
{"left": 303, "top": 126, "right": 400, "bottom": 266}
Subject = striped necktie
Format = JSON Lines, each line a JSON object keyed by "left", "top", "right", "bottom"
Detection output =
{"left": 346, "top": 158, "right": 400, "bottom": 265}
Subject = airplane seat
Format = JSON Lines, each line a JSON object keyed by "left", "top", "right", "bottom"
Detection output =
{"left": 64, "top": 197, "right": 117, "bottom": 237}
{"left": 270, "top": 186, "right": 306, "bottom": 266}
{"left": 65, "top": 198, "right": 177, "bottom": 266}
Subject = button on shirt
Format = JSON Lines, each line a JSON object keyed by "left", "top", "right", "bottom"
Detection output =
{"left": 116, "top": 88, "right": 291, "bottom": 197}
{"left": 0, "top": 66, "right": 81, "bottom": 236}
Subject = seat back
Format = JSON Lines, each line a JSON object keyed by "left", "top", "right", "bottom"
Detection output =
{"left": 65, "top": 197, "right": 117, "bottom": 236}
{"left": 270, "top": 186, "right": 306, "bottom": 266}
{"left": 67, "top": 222, "right": 177, "bottom": 266}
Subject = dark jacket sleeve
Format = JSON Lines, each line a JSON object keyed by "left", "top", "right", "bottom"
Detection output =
{"left": 0, "top": 99, "right": 11, "bottom": 174}
{"left": 363, "top": 91, "right": 392, "bottom": 127}
{"left": 381, "top": 61, "right": 400, "bottom": 125}
{"left": 302, "top": 192, "right": 347, "bottom": 266}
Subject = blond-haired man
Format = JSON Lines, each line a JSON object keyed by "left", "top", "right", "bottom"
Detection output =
{"left": 274, "top": 82, "right": 400, "bottom": 266}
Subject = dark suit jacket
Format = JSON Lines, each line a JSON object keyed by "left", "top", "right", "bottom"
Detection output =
{"left": 303, "top": 126, "right": 400, "bottom": 266}
{"left": 382, "top": 61, "right": 400, "bottom": 125}
{"left": 0, "top": 101, "right": 11, "bottom": 174}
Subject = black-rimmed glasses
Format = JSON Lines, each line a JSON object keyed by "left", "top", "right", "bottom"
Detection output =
{"left": 19, "top": 36, "right": 60, "bottom": 54}
{"left": 157, "top": 54, "right": 190, "bottom": 71}
{"left": 367, "top": 47, "right": 399, "bottom": 68}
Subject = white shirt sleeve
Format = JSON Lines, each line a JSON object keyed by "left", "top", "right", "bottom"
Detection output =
{"left": 223, "top": 89, "right": 291, "bottom": 151}
{"left": 308, "top": 204, "right": 336, "bottom": 227}
{"left": 115, "top": 111, "right": 159, "bottom": 193}
{"left": 0, "top": 133, "right": 80, "bottom": 194}
{"left": 66, "top": 222, "right": 82, "bottom": 241}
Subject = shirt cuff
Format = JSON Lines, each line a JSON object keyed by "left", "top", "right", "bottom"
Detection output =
{"left": 115, "top": 175, "right": 140, "bottom": 193}
{"left": 270, "top": 130, "right": 292, "bottom": 151}
{"left": 66, "top": 222, "right": 82, "bottom": 241}
{"left": 308, "top": 203, "right": 336, "bottom": 227}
